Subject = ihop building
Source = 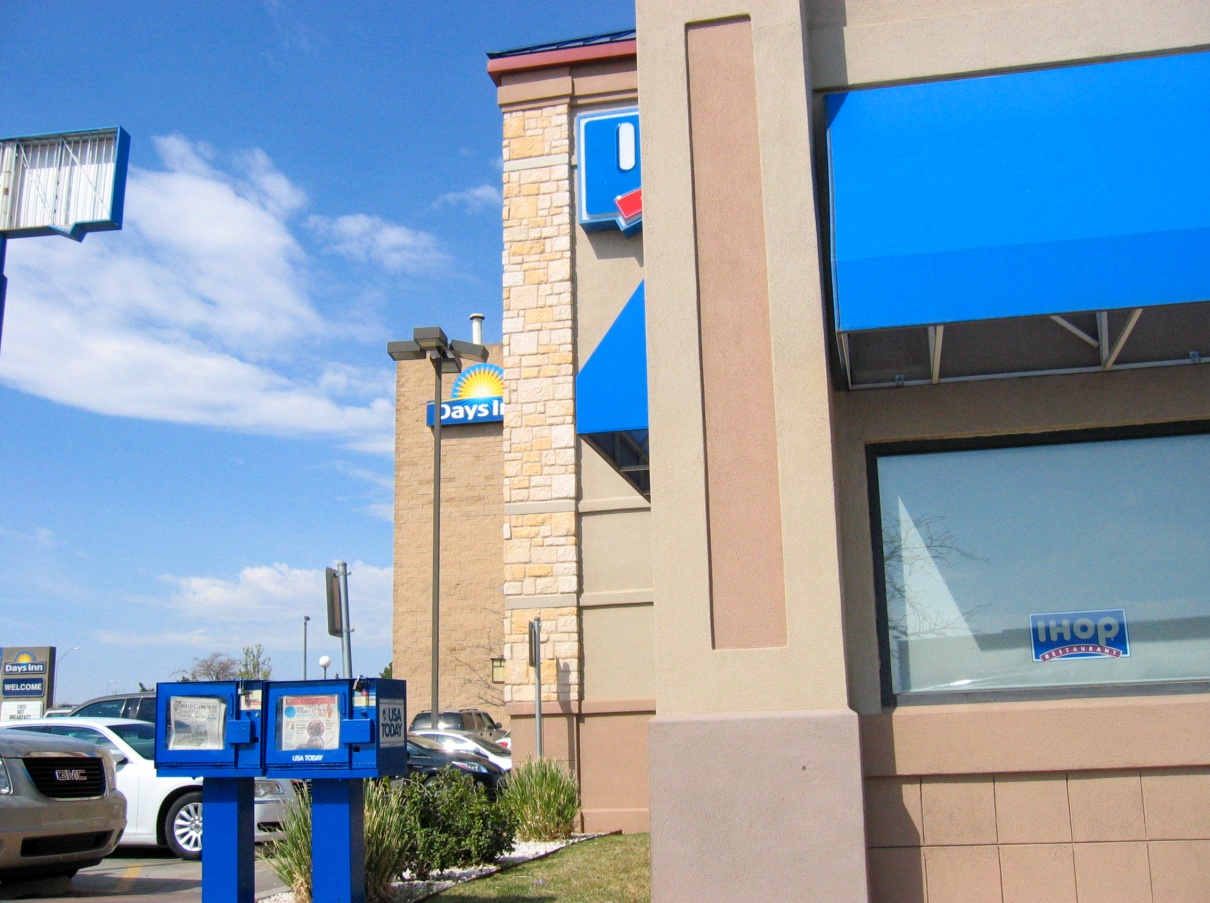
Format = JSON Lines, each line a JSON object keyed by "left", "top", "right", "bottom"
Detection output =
{"left": 391, "top": 2, "right": 1210, "bottom": 900}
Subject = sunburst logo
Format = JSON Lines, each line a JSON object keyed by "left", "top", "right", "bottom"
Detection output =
{"left": 4, "top": 650, "right": 47, "bottom": 675}
{"left": 451, "top": 364, "right": 504, "bottom": 400}
{"left": 428, "top": 363, "right": 505, "bottom": 427}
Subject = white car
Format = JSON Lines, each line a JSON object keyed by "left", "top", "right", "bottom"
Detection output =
{"left": 412, "top": 729, "right": 512, "bottom": 771}
{"left": 2, "top": 718, "right": 295, "bottom": 860}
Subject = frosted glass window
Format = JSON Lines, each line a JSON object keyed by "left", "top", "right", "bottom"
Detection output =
{"left": 875, "top": 432, "right": 1210, "bottom": 697}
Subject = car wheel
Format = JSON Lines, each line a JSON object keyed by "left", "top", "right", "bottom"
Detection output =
{"left": 165, "top": 791, "right": 204, "bottom": 860}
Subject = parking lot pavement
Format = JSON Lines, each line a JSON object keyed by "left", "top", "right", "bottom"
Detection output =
{"left": 0, "top": 849, "right": 287, "bottom": 901}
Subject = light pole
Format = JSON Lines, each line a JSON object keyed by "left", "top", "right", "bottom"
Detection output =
{"left": 54, "top": 646, "right": 81, "bottom": 707}
{"left": 319, "top": 655, "right": 331, "bottom": 680}
{"left": 302, "top": 616, "right": 311, "bottom": 679}
{"left": 388, "top": 326, "right": 487, "bottom": 726}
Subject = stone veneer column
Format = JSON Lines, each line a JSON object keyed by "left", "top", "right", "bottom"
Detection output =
{"left": 500, "top": 103, "right": 581, "bottom": 709}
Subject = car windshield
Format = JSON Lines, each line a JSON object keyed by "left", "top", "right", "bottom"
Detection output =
{"left": 109, "top": 722, "right": 156, "bottom": 759}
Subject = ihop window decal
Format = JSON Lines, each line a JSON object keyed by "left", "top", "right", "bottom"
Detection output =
{"left": 576, "top": 108, "right": 642, "bottom": 235}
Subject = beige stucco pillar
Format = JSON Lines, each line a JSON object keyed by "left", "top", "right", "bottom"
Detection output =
{"left": 637, "top": 1, "right": 868, "bottom": 899}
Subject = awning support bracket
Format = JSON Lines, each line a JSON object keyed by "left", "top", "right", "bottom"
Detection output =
{"left": 928, "top": 325, "right": 944, "bottom": 384}
{"left": 1104, "top": 308, "right": 1144, "bottom": 370}
{"left": 1051, "top": 315, "right": 1100, "bottom": 349}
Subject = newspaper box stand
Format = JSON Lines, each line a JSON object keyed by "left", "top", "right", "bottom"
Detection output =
{"left": 263, "top": 678, "right": 408, "bottom": 903}
{"left": 154, "top": 681, "right": 265, "bottom": 903}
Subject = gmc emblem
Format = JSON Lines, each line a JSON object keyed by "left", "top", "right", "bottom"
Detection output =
{"left": 54, "top": 769, "right": 88, "bottom": 781}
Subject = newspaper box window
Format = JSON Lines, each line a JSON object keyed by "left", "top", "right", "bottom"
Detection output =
{"left": 167, "top": 696, "right": 228, "bottom": 752}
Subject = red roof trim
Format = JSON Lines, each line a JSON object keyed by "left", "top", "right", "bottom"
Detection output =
{"left": 487, "top": 40, "right": 637, "bottom": 85}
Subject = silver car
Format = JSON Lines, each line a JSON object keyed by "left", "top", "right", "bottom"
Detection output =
{"left": 4, "top": 719, "right": 296, "bottom": 860}
{"left": 0, "top": 728, "right": 125, "bottom": 883}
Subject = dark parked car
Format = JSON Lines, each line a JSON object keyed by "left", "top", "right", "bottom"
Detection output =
{"left": 70, "top": 693, "right": 156, "bottom": 724}
{"left": 404, "top": 734, "right": 506, "bottom": 797}
{"left": 0, "top": 728, "right": 126, "bottom": 884}
{"left": 409, "top": 709, "right": 505, "bottom": 741}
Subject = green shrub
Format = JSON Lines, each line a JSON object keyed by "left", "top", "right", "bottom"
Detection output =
{"left": 397, "top": 770, "right": 514, "bottom": 879}
{"left": 500, "top": 758, "right": 580, "bottom": 841}
{"left": 265, "top": 773, "right": 515, "bottom": 897}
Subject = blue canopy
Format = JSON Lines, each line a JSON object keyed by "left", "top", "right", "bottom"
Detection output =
{"left": 827, "top": 50, "right": 1210, "bottom": 333}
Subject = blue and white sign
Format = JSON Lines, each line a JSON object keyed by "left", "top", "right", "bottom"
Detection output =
{"left": 3, "top": 677, "right": 45, "bottom": 697}
{"left": 576, "top": 108, "right": 642, "bottom": 235}
{"left": 425, "top": 363, "right": 504, "bottom": 427}
{"left": 1030, "top": 609, "right": 1130, "bottom": 662}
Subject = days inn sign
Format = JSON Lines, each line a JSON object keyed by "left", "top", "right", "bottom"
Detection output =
{"left": 425, "top": 363, "right": 505, "bottom": 427}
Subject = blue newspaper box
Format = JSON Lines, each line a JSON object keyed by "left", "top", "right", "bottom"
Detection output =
{"left": 154, "top": 681, "right": 265, "bottom": 777}
{"left": 262, "top": 678, "right": 407, "bottom": 780}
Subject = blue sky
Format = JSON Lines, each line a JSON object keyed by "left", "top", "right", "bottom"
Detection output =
{"left": 0, "top": 1, "right": 633, "bottom": 704}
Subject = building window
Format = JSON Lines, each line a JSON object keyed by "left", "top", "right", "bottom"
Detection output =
{"left": 491, "top": 658, "right": 505, "bottom": 684}
{"left": 871, "top": 426, "right": 1210, "bottom": 702}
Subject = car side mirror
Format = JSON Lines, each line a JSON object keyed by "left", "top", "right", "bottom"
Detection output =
{"left": 113, "top": 754, "right": 129, "bottom": 767}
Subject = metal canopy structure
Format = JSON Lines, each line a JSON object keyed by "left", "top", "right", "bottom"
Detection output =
{"left": 840, "top": 302, "right": 1209, "bottom": 389}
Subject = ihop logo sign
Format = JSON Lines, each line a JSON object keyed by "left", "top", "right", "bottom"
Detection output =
{"left": 1030, "top": 609, "right": 1130, "bottom": 662}
{"left": 426, "top": 363, "right": 504, "bottom": 427}
{"left": 577, "top": 108, "right": 642, "bottom": 235}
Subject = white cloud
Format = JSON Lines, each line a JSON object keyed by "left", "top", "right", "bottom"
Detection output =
{"left": 0, "top": 526, "right": 57, "bottom": 548}
{"left": 307, "top": 213, "right": 448, "bottom": 273}
{"left": 159, "top": 561, "right": 394, "bottom": 645}
{"left": 433, "top": 184, "right": 502, "bottom": 212}
{"left": 0, "top": 135, "right": 402, "bottom": 453}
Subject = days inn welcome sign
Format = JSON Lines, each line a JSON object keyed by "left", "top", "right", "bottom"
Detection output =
{"left": 426, "top": 363, "right": 504, "bottom": 427}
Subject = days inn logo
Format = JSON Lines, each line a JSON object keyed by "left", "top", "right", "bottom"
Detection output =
{"left": 1030, "top": 609, "right": 1130, "bottom": 662}
{"left": 426, "top": 363, "right": 504, "bottom": 427}
{"left": 3, "top": 651, "right": 47, "bottom": 675}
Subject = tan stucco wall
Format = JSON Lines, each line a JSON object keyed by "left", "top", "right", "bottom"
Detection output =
{"left": 639, "top": 0, "right": 849, "bottom": 719}
{"left": 582, "top": 604, "right": 656, "bottom": 701}
{"left": 392, "top": 343, "right": 505, "bottom": 724}
{"left": 637, "top": 0, "right": 1210, "bottom": 900}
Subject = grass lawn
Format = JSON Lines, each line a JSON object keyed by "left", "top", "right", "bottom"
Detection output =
{"left": 434, "top": 833, "right": 650, "bottom": 902}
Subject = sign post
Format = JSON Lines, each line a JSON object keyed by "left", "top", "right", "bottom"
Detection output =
{"left": 529, "top": 618, "right": 543, "bottom": 758}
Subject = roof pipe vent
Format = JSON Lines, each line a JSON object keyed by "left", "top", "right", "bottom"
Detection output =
{"left": 469, "top": 313, "right": 485, "bottom": 346}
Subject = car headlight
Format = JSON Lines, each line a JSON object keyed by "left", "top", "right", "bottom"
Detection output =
{"left": 0, "top": 759, "right": 11, "bottom": 794}
{"left": 452, "top": 761, "right": 488, "bottom": 775}
{"left": 255, "top": 779, "right": 285, "bottom": 798}
{"left": 101, "top": 753, "right": 117, "bottom": 792}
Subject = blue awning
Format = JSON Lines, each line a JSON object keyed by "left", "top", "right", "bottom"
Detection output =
{"left": 826, "top": 50, "right": 1210, "bottom": 333}
{"left": 576, "top": 281, "right": 648, "bottom": 434}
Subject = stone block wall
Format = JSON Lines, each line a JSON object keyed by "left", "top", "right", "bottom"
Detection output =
{"left": 501, "top": 101, "right": 581, "bottom": 706}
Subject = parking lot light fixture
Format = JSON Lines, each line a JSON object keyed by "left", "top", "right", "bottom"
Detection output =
{"left": 387, "top": 325, "right": 488, "bottom": 726}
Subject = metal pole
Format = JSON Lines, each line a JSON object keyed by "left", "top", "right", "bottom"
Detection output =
{"left": 533, "top": 617, "right": 543, "bottom": 758}
{"left": 302, "top": 616, "right": 310, "bottom": 679}
{"left": 337, "top": 561, "right": 352, "bottom": 678}
{"left": 431, "top": 360, "right": 443, "bottom": 728}
{"left": 0, "top": 236, "right": 8, "bottom": 354}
